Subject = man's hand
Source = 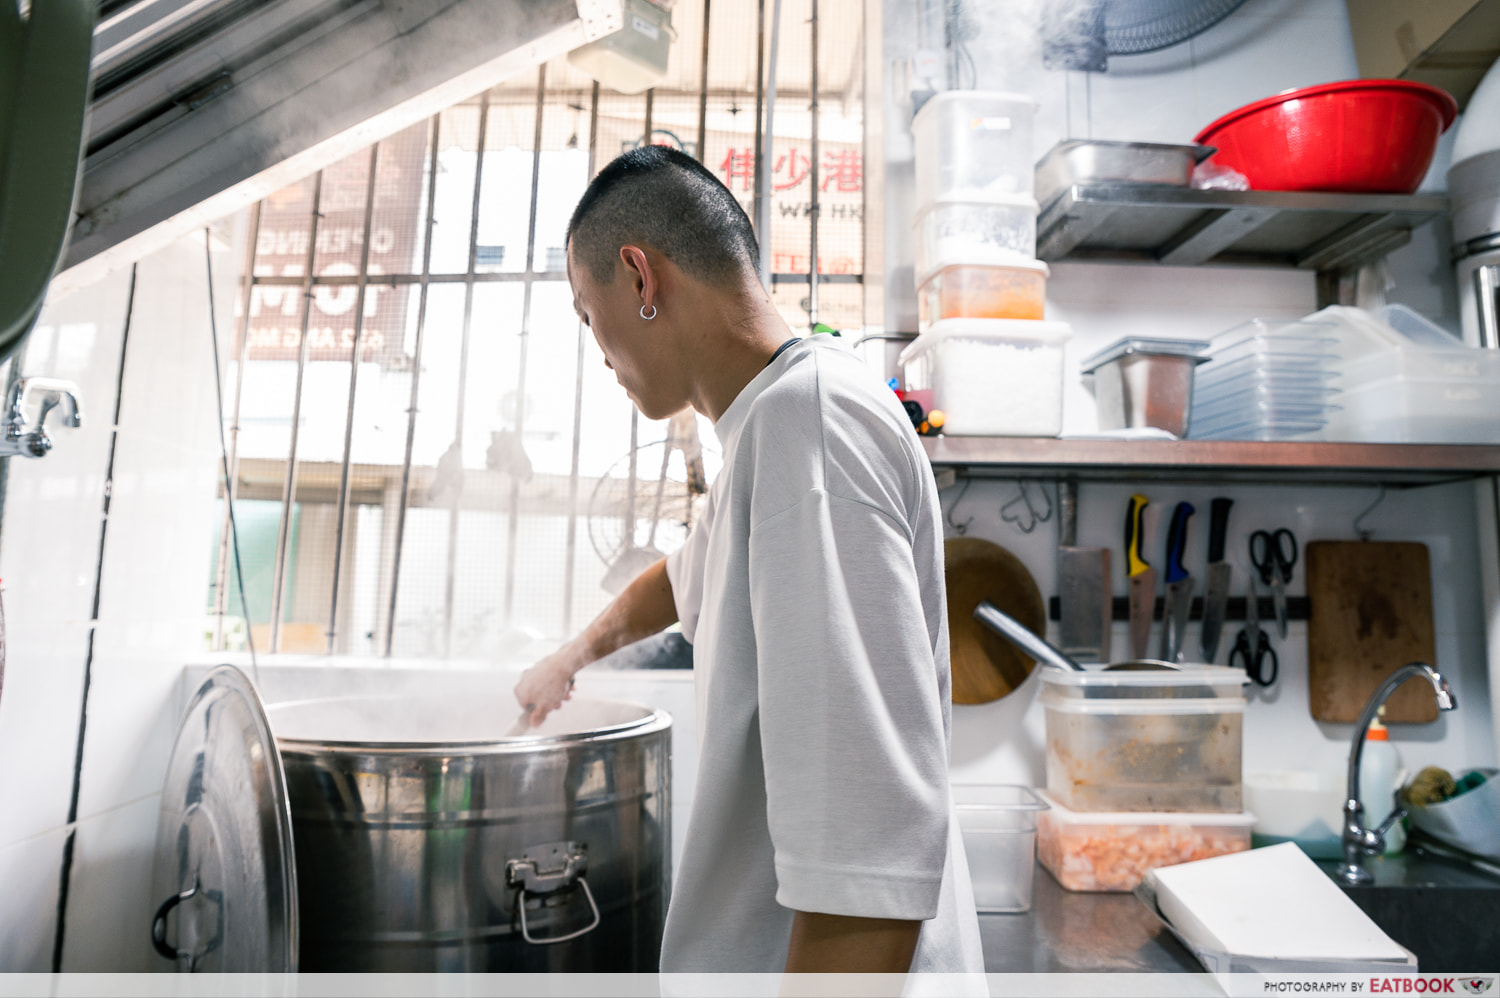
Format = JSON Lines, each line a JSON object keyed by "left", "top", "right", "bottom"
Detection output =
{"left": 784, "top": 911, "right": 921, "bottom": 973}
{"left": 511, "top": 556, "right": 679, "bottom": 727}
{"left": 514, "top": 649, "right": 582, "bottom": 727}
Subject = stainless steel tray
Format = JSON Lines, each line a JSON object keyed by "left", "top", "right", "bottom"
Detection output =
{"left": 1036, "top": 140, "right": 1216, "bottom": 211}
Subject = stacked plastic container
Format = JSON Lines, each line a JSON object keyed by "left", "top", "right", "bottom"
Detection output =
{"left": 1187, "top": 319, "right": 1342, "bottom": 441}
{"left": 1034, "top": 667, "right": 1257, "bottom": 893}
{"left": 898, "top": 91, "right": 1073, "bottom": 437}
{"left": 1323, "top": 304, "right": 1500, "bottom": 444}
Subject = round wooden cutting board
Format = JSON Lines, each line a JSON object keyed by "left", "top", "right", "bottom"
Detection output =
{"left": 945, "top": 537, "right": 1047, "bottom": 704}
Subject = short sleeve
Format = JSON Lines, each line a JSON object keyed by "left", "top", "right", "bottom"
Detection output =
{"left": 748, "top": 488, "right": 949, "bottom": 920}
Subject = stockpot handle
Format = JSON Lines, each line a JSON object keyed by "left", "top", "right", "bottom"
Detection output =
{"left": 517, "top": 875, "right": 600, "bottom": 946}
{"left": 151, "top": 878, "right": 198, "bottom": 962}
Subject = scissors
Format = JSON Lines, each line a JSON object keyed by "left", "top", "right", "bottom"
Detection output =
{"left": 1229, "top": 574, "right": 1278, "bottom": 687}
{"left": 1249, "top": 528, "right": 1298, "bottom": 639}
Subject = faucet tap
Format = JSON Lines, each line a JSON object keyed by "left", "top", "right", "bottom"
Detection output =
{"left": 2, "top": 378, "right": 84, "bottom": 458}
{"left": 1337, "top": 662, "right": 1456, "bottom": 886}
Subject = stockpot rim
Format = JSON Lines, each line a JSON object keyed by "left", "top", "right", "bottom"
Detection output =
{"left": 271, "top": 698, "right": 672, "bottom": 756}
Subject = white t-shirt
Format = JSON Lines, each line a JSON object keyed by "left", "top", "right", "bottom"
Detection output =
{"left": 661, "top": 337, "right": 986, "bottom": 981}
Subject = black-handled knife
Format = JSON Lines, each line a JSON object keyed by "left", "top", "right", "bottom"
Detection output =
{"left": 1200, "top": 497, "right": 1234, "bottom": 662}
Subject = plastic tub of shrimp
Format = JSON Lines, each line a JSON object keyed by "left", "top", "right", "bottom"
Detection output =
{"left": 1035, "top": 790, "right": 1255, "bottom": 892}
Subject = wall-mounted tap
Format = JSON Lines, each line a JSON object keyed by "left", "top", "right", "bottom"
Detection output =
{"left": 1, "top": 377, "right": 84, "bottom": 458}
{"left": 1337, "top": 662, "right": 1457, "bottom": 886}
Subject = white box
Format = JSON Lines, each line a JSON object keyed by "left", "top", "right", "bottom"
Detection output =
{"left": 898, "top": 318, "right": 1072, "bottom": 437}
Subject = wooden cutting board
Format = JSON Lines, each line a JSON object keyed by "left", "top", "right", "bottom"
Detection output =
{"left": 945, "top": 537, "right": 1046, "bottom": 704}
{"left": 1306, "top": 540, "right": 1438, "bottom": 723}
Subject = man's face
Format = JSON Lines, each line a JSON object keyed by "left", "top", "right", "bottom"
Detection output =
{"left": 568, "top": 244, "right": 687, "bottom": 419}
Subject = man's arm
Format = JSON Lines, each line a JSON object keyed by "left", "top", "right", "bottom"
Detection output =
{"left": 784, "top": 911, "right": 921, "bottom": 973}
{"left": 513, "top": 556, "right": 678, "bottom": 725}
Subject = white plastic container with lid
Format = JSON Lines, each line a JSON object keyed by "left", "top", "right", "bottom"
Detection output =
{"left": 912, "top": 91, "right": 1039, "bottom": 204}
{"left": 1039, "top": 665, "right": 1248, "bottom": 814}
{"left": 951, "top": 784, "right": 1049, "bottom": 912}
{"left": 913, "top": 195, "right": 1038, "bottom": 277}
{"left": 915, "top": 257, "right": 1050, "bottom": 329}
{"left": 1035, "top": 790, "right": 1256, "bottom": 893}
{"left": 898, "top": 318, "right": 1072, "bottom": 437}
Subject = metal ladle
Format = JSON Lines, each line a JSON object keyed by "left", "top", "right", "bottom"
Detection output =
{"left": 974, "top": 601, "right": 1183, "bottom": 672}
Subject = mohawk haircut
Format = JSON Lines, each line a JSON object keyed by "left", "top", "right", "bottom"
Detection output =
{"left": 567, "top": 145, "right": 760, "bottom": 289}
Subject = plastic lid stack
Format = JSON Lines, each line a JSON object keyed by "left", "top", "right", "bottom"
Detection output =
{"left": 899, "top": 91, "right": 1072, "bottom": 437}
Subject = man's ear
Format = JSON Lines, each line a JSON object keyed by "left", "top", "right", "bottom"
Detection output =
{"left": 619, "top": 245, "right": 657, "bottom": 312}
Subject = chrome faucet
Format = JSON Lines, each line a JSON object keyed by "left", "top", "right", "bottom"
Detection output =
{"left": 1, "top": 377, "right": 84, "bottom": 458}
{"left": 1337, "top": 662, "right": 1456, "bottom": 886}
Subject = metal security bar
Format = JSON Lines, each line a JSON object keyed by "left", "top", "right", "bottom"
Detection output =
{"left": 214, "top": 2, "right": 867, "bottom": 658}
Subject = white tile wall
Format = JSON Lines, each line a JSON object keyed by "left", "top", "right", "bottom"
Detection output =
{"left": 0, "top": 215, "right": 247, "bottom": 971}
{"left": 59, "top": 793, "right": 162, "bottom": 972}
{"left": 0, "top": 830, "right": 65, "bottom": 971}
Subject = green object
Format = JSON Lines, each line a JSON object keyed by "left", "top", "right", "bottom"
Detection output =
{"left": 811, "top": 322, "right": 840, "bottom": 336}
{"left": 1454, "top": 769, "right": 1489, "bottom": 797}
{"left": 0, "top": 0, "right": 95, "bottom": 365}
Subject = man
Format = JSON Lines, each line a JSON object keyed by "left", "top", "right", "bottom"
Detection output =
{"left": 514, "top": 146, "right": 984, "bottom": 983}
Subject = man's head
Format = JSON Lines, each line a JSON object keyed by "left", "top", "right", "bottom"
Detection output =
{"left": 567, "top": 145, "right": 759, "bottom": 290}
{"left": 566, "top": 146, "right": 767, "bottom": 420}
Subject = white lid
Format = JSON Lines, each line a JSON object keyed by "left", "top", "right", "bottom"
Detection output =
{"left": 1040, "top": 664, "right": 1248, "bottom": 689}
{"left": 913, "top": 193, "right": 1040, "bottom": 216}
{"left": 915, "top": 255, "right": 1050, "bottom": 290}
{"left": 1037, "top": 789, "right": 1257, "bottom": 827}
{"left": 912, "top": 89, "right": 1041, "bottom": 130}
{"left": 1038, "top": 690, "right": 1246, "bottom": 714}
{"left": 898, "top": 318, "right": 1073, "bottom": 365}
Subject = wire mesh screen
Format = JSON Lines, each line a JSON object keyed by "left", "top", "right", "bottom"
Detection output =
{"left": 212, "top": 0, "right": 868, "bottom": 660}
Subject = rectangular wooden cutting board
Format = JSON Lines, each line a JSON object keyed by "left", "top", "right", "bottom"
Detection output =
{"left": 1306, "top": 540, "right": 1438, "bottom": 724}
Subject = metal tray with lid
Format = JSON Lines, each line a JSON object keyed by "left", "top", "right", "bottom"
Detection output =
{"left": 1036, "top": 140, "right": 1217, "bottom": 212}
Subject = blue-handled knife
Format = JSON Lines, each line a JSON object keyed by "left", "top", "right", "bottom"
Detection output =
{"left": 1158, "top": 501, "right": 1196, "bottom": 663}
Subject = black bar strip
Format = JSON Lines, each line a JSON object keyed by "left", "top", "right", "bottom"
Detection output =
{"left": 1047, "top": 594, "right": 1312, "bottom": 623}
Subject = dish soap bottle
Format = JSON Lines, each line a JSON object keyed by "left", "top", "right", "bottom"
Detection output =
{"left": 1358, "top": 706, "right": 1406, "bottom": 855}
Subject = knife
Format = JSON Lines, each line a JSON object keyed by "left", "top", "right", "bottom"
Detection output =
{"left": 1057, "top": 479, "right": 1112, "bottom": 662}
{"left": 1158, "top": 501, "right": 1196, "bottom": 663}
{"left": 1199, "top": 497, "right": 1234, "bottom": 662}
{"left": 1125, "top": 493, "right": 1155, "bottom": 660}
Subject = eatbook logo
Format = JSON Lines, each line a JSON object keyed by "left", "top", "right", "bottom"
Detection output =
{"left": 1461, "top": 979, "right": 1495, "bottom": 995}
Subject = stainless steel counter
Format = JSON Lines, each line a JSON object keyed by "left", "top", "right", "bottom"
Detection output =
{"left": 980, "top": 865, "right": 1202, "bottom": 973}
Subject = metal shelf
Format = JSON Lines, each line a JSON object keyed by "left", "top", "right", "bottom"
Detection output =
{"left": 1037, "top": 185, "right": 1449, "bottom": 271}
{"left": 922, "top": 437, "right": 1500, "bottom": 487}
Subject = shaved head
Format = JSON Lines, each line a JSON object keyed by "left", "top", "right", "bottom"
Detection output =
{"left": 567, "top": 145, "right": 760, "bottom": 289}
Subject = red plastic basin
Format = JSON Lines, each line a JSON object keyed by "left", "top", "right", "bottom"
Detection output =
{"left": 1193, "top": 80, "right": 1457, "bottom": 194}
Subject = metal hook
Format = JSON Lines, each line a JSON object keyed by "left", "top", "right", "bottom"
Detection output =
{"left": 1000, "top": 480, "right": 1053, "bottom": 534}
{"left": 944, "top": 478, "right": 974, "bottom": 536}
{"left": 1353, "top": 485, "right": 1386, "bottom": 541}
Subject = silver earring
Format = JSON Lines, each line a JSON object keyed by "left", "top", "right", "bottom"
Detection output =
{"left": 640, "top": 303, "right": 657, "bottom": 321}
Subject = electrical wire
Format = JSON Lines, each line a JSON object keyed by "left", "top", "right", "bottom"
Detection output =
{"left": 203, "top": 228, "right": 260, "bottom": 687}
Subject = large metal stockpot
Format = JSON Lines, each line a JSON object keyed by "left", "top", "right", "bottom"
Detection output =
{"left": 150, "top": 667, "right": 671, "bottom": 972}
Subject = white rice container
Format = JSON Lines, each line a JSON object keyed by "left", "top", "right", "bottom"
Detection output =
{"left": 898, "top": 318, "right": 1073, "bottom": 437}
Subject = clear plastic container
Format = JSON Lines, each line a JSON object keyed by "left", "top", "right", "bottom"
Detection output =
{"left": 1040, "top": 687, "right": 1247, "bottom": 813}
{"left": 913, "top": 196, "right": 1038, "bottom": 277}
{"left": 1328, "top": 375, "right": 1500, "bottom": 443}
{"left": 1343, "top": 342, "right": 1500, "bottom": 386}
{"left": 1190, "top": 416, "right": 1330, "bottom": 441}
{"left": 912, "top": 91, "right": 1039, "bottom": 203}
{"left": 1195, "top": 360, "right": 1338, "bottom": 394}
{"left": 898, "top": 318, "right": 1073, "bottom": 436}
{"left": 1372, "top": 303, "right": 1463, "bottom": 347}
{"left": 1035, "top": 791, "right": 1256, "bottom": 893}
{"left": 952, "top": 785, "right": 1049, "bottom": 912}
{"left": 916, "top": 259, "right": 1049, "bottom": 327}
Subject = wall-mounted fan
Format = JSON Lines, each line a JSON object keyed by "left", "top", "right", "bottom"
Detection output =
{"left": 1042, "top": 0, "right": 1250, "bottom": 73}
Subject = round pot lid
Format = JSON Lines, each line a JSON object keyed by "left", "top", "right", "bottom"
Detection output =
{"left": 149, "top": 665, "right": 297, "bottom": 971}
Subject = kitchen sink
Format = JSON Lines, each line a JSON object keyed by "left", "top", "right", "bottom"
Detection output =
{"left": 1317, "top": 838, "right": 1500, "bottom": 971}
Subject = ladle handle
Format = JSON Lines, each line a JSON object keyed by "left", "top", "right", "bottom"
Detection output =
{"left": 974, "top": 602, "right": 1085, "bottom": 672}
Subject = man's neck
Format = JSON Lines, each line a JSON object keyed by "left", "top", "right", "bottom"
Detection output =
{"left": 687, "top": 292, "right": 795, "bottom": 422}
